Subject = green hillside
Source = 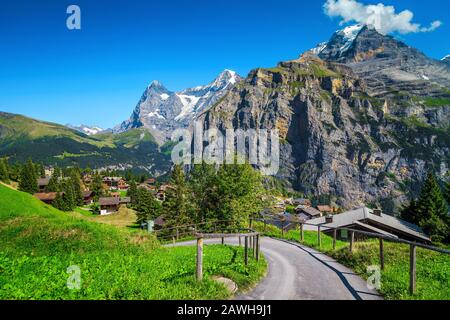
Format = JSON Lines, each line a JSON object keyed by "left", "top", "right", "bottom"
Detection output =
{"left": 0, "top": 112, "right": 171, "bottom": 173}
{"left": 0, "top": 184, "right": 266, "bottom": 299}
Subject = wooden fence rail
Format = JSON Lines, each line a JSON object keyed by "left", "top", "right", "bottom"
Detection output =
{"left": 194, "top": 229, "right": 260, "bottom": 281}
{"left": 152, "top": 216, "right": 449, "bottom": 293}
{"left": 257, "top": 216, "right": 450, "bottom": 295}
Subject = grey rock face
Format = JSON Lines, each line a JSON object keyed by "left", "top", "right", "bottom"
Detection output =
{"left": 115, "top": 70, "right": 241, "bottom": 144}
{"left": 197, "top": 53, "right": 450, "bottom": 211}
{"left": 318, "top": 25, "right": 450, "bottom": 95}
{"left": 442, "top": 55, "right": 450, "bottom": 66}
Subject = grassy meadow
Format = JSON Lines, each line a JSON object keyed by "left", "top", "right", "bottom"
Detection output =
{"left": 0, "top": 184, "right": 266, "bottom": 300}
{"left": 254, "top": 221, "right": 450, "bottom": 300}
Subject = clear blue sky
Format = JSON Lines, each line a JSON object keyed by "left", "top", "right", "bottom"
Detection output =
{"left": 0, "top": 0, "right": 448, "bottom": 128}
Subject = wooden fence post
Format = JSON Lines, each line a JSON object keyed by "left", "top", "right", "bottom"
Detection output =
{"left": 221, "top": 237, "right": 224, "bottom": 245}
{"left": 176, "top": 228, "right": 179, "bottom": 240}
{"left": 244, "top": 236, "right": 249, "bottom": 266}
{"left": 239, "top": 236, "right": 242, "bottom": 246}
{"left": 317, "top": 225, "right": 321, "bottom": 248}
{"left": 300, "top": 223, "right": 304, "bottom": 242}
{"left": 253, "top": 235, "right": 257, "bottom": 258}
{"left": 196, "top": 237, "right": 203, "bottom": 281}
{"left": 256, "top": 234, "right": 260, "bottom": 261}
{"left": 333, "top": 229, "right": 337, "bottom": 251}
{"left": 379, "top": 237, "right": 385, "bottom": 271}
{"left": 349, "top": 231, "right": 354, "bottom": 253}
{"left": 172, "top": 236, "right": 176, "bottom": 246}
{"left": 410, "top": 244, "right": 416, "bottom": 295}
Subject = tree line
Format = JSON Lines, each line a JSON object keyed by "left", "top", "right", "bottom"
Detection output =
{"left": 401, "top": 171, "right": 450, "bottom": 243}
{"left": 128, "top": 162, "right": 268, "bottom": 235}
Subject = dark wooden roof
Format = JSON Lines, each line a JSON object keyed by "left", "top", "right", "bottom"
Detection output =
{"left": 119, "top": 197, "right": 131, "bottom": 204}
{"left": 296, "top": 206, "right": 322, "bottom": 217}
{"left": 34, "top": 192, "right": 58, "bottom": 201}
{"left": 82, "top": 191, "right": 94, "bottom": 198}
{"left": 99, "top": 197, "right": 120, "bottom": 206}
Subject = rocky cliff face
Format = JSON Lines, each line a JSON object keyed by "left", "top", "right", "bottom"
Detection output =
{"left": 116, "top": 70, "right": 241, "bottom": 144}
{"left": 197, "top": 46, "right": 450, "bottom": 211}
{"left": 318, "top": 25, "right": 450, "bottom": 95}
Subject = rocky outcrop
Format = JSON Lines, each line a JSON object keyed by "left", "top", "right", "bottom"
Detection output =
{"left": 197, "top": 54, "right": 450, "bottom": 212}
{"left": 116, "top": 70, "right": 241, "bottom": 144}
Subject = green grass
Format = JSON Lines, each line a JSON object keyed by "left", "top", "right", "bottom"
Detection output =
{"left": 422, "top": 97, "right": 450, "bottom": 107}
{"left": 330, "top": 242, "right": 450, "bottom": 300}
{"left": 0, "top": 184, "right": 266, "bottom": 300}
{"left": 253, "top": 221, "right": 450, "bottom": 300}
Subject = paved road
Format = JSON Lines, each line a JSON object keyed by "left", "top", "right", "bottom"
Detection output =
{"left": 171, "top": 237, "right": 382, "bottom": 300}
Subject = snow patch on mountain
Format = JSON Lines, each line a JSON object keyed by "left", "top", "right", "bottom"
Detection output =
{"left": 67, "top": 124, "right": 104, "bottom": 136}
{"left": 337, "top": 24, "right": 364, "bottom": 54}
{"left": 309, "top": 42, "right": 328, "bottom": 55}
{"left": 175, "top": 94, "right": 201, "bottom": 120}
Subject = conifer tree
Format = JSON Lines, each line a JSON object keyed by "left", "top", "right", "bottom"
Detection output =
{"left": 162, "top": 165, "right": 192, "bottom": 228}
{"left": 127, "top": 180, "right": 138, "bottom": 206}
{"left": 0, "top": 158, "right": 10, "bottom": 183}
{"left": 46, "top": 167, "right": 62, "bottom": 192}
{"left": 69, "top": 169, "right": 83, "bottom": 206}
{"left": 403, "top": 171, "right": 449, "bottom": 243}
{"left": 60, "top": 179, "right": 77, "bottom": 211}
{"left": 52, "top": 192, "right": 66, "bottom": 211}
{"left": 91, "top": 172, "right": 104, "bottom": 201}
{"left": 19, "top": 159, "right": 38, "bottom": 194}
{"left": 135, "top": 188, "right": 161, "bottom": 224}
{"left": 445, "top": 181, "right": 450, "bottom": 205}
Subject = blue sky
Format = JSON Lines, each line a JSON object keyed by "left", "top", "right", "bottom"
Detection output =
{"left": 0, "top": 0, "right": 449, "bottom": 128}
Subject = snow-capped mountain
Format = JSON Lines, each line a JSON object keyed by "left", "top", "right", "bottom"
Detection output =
{"left": 115, "top": 70, "right": 241, "bottom": 143}
{"left": 442, "top": 55, "right": 450, "bottom": 65}
{"left": 307, "top": 24, "right": 450, "bottom": 92}
{"left": 67, "top": 124, "right": 104, "bottom": 136}
{"left": 309, "top": 24, "right": 366, "bottom": 60}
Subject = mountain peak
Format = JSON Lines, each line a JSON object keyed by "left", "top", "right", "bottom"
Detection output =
{"left": 211, "top": 69, "right": 240, "bottom": 87}
{"left": 148, "top": 80, "right": 166, "bottom": 89}
{"left": 66, "top": 124, "right": 104, "bottom": 136}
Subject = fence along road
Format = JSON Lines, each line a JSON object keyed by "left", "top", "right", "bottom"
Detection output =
{"left": 171, "top": 236, "right": 382, "bottom": 300}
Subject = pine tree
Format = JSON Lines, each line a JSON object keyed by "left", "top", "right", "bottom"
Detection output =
{"left": 135, "top": 188, "right": 161, "bottom": 224}
{"left": 0, "top": 158, "right": 10, "bottom": 183}
{"left": 19, "top": 160, "right": 38, "bottom": 194}
{"left": 127, "top": 180, "right": 138, "bottom": 206}
{"left": 46, "top": 167, "right": 62, "bottom": 192}
{"left": 445, "top": 181, "right": 450, "bottom": 205}
{"left": 35, "top": 163, "right": 45, "bottom": 178}
{"left": 69, "top": 169, "right": 83, "bottom": 206}
{"left": 400, "top": 200, "right": 419, "bottom": 225}
{"left": 414, "top": 171, "right": 449, "bottom": 243}
{"left": 91, "top": 172, "right": 104, "bottom": 201}
{"left": 61, "top": 180, "right": 76, "bottom": 211}
{"left": 162, "top": 165, "right": 193, "bottom": 228}
{"left": 189, "top": 163, "right": 219, "bottom": 224}
{"left": 52, "top": 192, "right": 66, "bottom": 211}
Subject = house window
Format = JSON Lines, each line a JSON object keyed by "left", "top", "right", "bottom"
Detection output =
{"left": 341, "top": 229, "right": 348, "bottom": 239}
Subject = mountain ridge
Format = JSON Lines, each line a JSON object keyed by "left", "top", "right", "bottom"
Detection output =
{"left": 115, "top": 69, "right": 242, "bottom": 144}
{"left": 195, "top": 28, "right": 450, "bottom": 211}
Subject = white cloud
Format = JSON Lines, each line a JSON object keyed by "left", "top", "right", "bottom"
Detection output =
{"left": 324, "top": 0, "right": 442, "bottom": 34}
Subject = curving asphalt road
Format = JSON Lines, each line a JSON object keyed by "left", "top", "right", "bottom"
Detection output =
{"left": 170, "top": 237, "right": 382, "bottom": 300}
